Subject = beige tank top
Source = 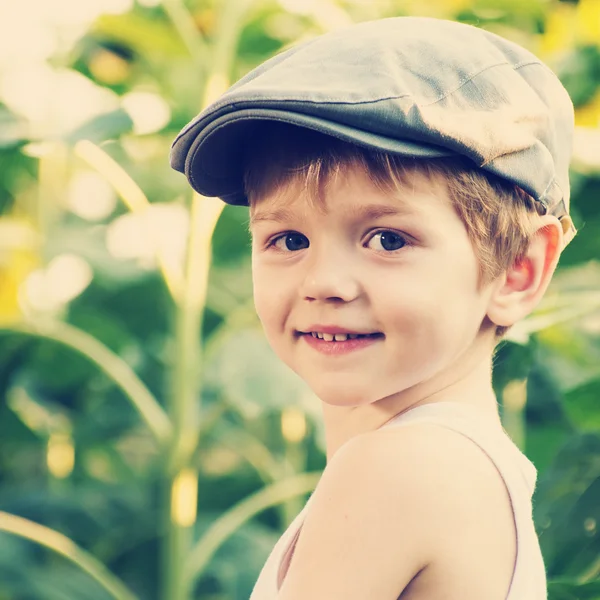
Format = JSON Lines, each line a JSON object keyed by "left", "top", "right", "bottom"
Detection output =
{"left": 249, "top": 401, "right": 547, "bottom": 599}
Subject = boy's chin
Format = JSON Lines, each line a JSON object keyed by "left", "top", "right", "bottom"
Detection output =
{"left": 310, "top": 383, "right": 385, "bottom": 408}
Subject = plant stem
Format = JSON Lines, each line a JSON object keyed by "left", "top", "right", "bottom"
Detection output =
{"left": 182, "top": 472, "right": 322, "bottom": 595}
{"left": 160, "top": 0, "right": 253, "bottom": 595}
{"left": 162, "top": 194, "right": 224, "bottom": 600}
{"left": 0, "top": 320, "right": 171, "bottom": 445}
{"left": 162, "top": 0, "right": 208, "bottom": 71}
{"left": 502, "top": 378, "right": 528, "bottom": 450}
{"left": 36, "top": 142, "right": 66, "bottom": 238}
{"left": 0, "top": 511, "right": 139, "bottom": 600}
{"left": 74, "top": 140, "right": 184, "bottom": 302}
{"left": 282, "top": 442, "right": 306, "bottom": 526}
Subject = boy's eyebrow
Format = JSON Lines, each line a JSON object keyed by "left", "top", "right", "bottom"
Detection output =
{"left": 249, "top": 203, "right": 417, "bottom": 227}
{"left": 249, "top": 207, "right": 298, "bottom": 227}
{"left": 352, "top": 203, "right": 418, "bottom": 220}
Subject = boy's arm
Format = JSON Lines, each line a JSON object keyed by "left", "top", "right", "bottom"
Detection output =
{"left": 278, "top": 423, "right": 514, "bottom": 600}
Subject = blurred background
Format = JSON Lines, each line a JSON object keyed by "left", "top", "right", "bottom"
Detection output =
{"left": 0, "top": 0, "right": 599, "bottom": 598}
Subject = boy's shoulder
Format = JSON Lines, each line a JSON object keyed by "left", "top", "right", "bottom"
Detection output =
{"left": 331, "top": 420, "right": 513, "bottom": 521}
{"left": 279, "top": 423, "right": 516, "bottom": 599}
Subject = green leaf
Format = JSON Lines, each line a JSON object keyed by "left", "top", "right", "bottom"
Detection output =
{"left": 0, "top": 511, "right": 138, "bottom": 600}
{"left": 556, "top": 46, "right": 600, "bottom": 107}
{"left": 549, "top": 578, "right": 600, "bottom": 600}
{"left": 534, "top": 433, "right": 600, "bottom": 578}
{"left": 195, "top": 516, "right": 279, "bottom": 600}
{"left": 0, "top": 320, "right": 171, "bottom": 445}
{"left": 210, "top": 204, "right": 252, "bottom": 267}
{"left": 93, "top": 12, "right": 188, "bottom": 60}
{"left": 564, "top": 378, "right": 600, "bottom": 431}
{"left": 28, "top": 563, "right": 114, "bottom": 600}
{"left": 551, "top": 476, "right": 600, "bottom": 579}
{"left": 525, "top": 352, "right": 574, "bottom": 473}
{"left": 204, "top": 327, "right": 312, "bottom": 419}
{"left": 0, "top": 106, "right": 28, "bottom": 149}
{"left": 65, "top": 110, "right": 133, "bottom": 145}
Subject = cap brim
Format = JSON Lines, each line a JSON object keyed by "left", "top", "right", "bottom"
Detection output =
{"left": 171, "top": 108, "right": 454, "bottom": 205}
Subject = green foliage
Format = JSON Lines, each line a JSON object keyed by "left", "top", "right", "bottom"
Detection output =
{"left": 0, "top": 0, "right": 599, "bottom": 599}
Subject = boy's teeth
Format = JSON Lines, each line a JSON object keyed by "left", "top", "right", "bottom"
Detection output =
{"left": 307, "top": 331, "right": 379, "bottom": 342}
{"left": 310, "top": 332, "right": 353, "bottom": 342}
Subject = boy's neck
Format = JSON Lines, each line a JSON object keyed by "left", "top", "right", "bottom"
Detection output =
{"left": 320, "top": 342, "right": 502, "bottom": 463}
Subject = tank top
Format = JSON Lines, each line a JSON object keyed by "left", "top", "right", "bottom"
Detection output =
{"left": 249, "top": 401, "right": 547, "bottom": 599}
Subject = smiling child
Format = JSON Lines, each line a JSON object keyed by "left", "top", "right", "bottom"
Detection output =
{"left": 171, "top": 16, "right": 576, "bottom": 600}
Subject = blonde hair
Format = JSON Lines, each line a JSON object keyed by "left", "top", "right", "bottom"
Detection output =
{"left": 243, "top": 122, "right": 546, "bottom": 339}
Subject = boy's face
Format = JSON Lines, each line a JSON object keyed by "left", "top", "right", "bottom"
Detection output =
{"left": 249, "top": 166, "right": 497, "bottom": 408}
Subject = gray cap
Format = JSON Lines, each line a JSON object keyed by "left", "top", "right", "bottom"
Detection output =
{"left": 170, "top": 16, "right": 576, "bottom": 244}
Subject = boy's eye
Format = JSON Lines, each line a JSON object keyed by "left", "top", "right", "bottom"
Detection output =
{"left": 271, "top": 232, "right": 309, "bottom": 252}
{"left": 366, "top": 230, "right": 408, "bottom": 252}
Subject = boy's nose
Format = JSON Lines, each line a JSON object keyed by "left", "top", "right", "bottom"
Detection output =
{"left": 299, "top": 251, "right": 361, "bottom": 303}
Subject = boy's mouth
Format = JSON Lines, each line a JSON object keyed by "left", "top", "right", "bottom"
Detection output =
{"left": 297, "top": 330, "right": 384, "bottom": 342}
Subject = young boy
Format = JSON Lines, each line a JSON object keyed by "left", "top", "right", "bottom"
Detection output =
{"left": 171, "top": 16, "right": 576, "bottom": 600}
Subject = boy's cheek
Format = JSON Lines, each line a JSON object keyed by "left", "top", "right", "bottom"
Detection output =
{"left": 252, "top": 279, "right": 286, "bottom": 330}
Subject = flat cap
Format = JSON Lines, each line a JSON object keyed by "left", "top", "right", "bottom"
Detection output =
{"left": 171, "top": 16, "right": 576, "bottom": 244}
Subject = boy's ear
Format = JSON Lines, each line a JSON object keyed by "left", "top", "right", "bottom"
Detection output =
{"left": 486, "top": 216, "right": 563, "bottom": 328}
